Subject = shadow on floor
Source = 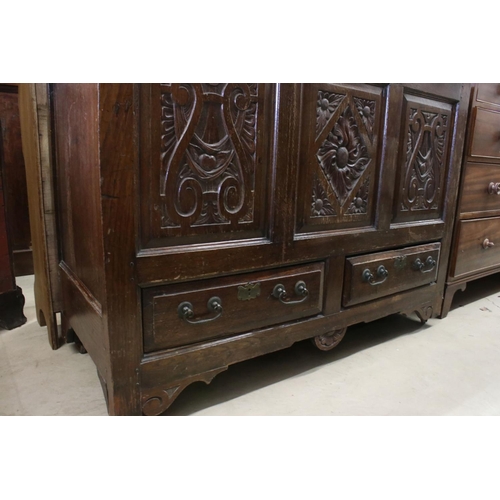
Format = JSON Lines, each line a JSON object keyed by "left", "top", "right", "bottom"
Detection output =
{"left": 163, "top": 312, "right": 430, "bottom": 416}
{"left": 449, "top": 272, "right": 500, "bottom": 312}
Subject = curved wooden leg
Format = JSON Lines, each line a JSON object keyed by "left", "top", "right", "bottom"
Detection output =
{"left": 141, "top": 367, "right": 228, "bottom": 416}
{"left": 440, "top": 282, "right": 467, "bottom": 319}
{"left": 311, "top": 327, "right": 347, "bottom": 351}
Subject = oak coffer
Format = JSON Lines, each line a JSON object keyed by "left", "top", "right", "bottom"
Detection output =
{"left": 20, "top": 84, "right": 470, "bottom": 415}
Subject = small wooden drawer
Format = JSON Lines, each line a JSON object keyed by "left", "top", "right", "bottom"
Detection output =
{"left": 469, "top": 107, "right": 500, "bottom": 161}
{"left": 461, "top": 162, "right": 500, "bottom": 216}
{"left": 452, "top": 218, "right": 500, "bottom": 277}
{"left": 477, "top": 84, "right": 500, "bottom": 107}
{"left": 343, "top": 243, "right": 441, "bottom": 307}
{"left": 142, "top": 262, "right": 324, "bottom": 352}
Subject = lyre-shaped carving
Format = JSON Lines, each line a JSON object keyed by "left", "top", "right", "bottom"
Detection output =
{"left": 160, "top": 83, "right": 258, "bottom": 229}
{"left": 402, "top": 108, "right": 448, "bottom": 212}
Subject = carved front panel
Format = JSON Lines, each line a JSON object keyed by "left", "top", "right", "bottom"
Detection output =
{"left": 393, "top": 94, "right": 452, "bottom": 223}
{"left": 297, "top": 84, "right": 384, "bottom": 233}
{"left": 140, "top": 84, "right": 274, "bottom": 248}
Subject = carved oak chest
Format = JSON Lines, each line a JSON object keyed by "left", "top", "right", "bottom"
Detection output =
{"left": 23, "top": 84, "right": 470, "bottom": 415}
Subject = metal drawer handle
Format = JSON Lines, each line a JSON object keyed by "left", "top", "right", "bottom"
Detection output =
{"left": 177, "top": 296, "right": 223, "bottom": 324}
{"left": 362, "top": 265, "right": 389, "bottom": 286}
{"left": 413, "top": 255, "right": 437, "bottom": 273}
{"left": 482, "top": 238, "right": 495, "bottom": 249}
{"left": 272, "top": 280, "right": 309, "bottom": 305}
{"left": 488, "top": 182, "right": 500, "bottom": 195}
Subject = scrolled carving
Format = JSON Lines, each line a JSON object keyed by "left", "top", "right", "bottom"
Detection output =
{"left": 160, "top": 83, "right": 259, "bottom": 229}
{"left": 316, "top": 106, "right": 371, "bottom": 207}
{"left": 312, "top": 328, "right": 347, "bottom": 351}
{"left": 401, "top": 108, "right": 449, "bottom": 213}
{"left": 414, "top": 305, "right": 433, "bottom": 324}
{"left": 141, "top": 367, "right": 228, "bottom": 416}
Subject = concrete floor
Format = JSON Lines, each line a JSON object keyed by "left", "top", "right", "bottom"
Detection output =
{"left": 1, "top": 274, "right": 499, "bottom": 416}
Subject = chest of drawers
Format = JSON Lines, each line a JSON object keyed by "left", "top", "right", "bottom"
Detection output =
{"left": 441, "top": 84, "right": 500, "bottom": 317}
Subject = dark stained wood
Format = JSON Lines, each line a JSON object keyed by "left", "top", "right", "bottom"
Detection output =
{"left": 451, "top": 217, "right": 500, "bottom": 277}
{"left": 442, "top": 83, "right": 500, "bottom": 318}
{"left": 98, "top": 83, "right": 142, "bottom": 415}
{"left": 440, "top": 282, "right": 467, "bottom": 319}
{"left": 140, "top": 282, "right": 440, "bottom": 415}
{"left": 0, "top": 84, "right": 33, "bottom": 276}
{"left": 143, "top": 262, "right": 324, "bottom": 352}
{"left": 476, "top": 83, "right": 500, "bottom": 108}
{"left": 38, "top": 83, "right": 470, "bottom": 415}
{"left": 0, "top": 123, "right": 26, "bottom": 329}
{"left": 343, "top": 243, "right": 440, "bottom": 307}
{"left": 460, "top": 162, "right": 500, "bottom": 217}
{"left": 469, "top": 107, "right": 500, "bottom": 161}
{"left": 18, "top": 84, "right": 62, "bottom": 348}
{"left": 52, "top": 84, "right": 106, "bottom": 306}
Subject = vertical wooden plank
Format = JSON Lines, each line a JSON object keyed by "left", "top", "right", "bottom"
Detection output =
{"left": 18, "top": 83, "right": 61, "bottom": 347}
{"left": 98, "top": 83, "right": 141, "bottom": 415}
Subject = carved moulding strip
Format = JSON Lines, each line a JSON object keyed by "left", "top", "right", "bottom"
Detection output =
{"left": 159, "top": 83, "right": 259, "bottom": 230}
{"left": 141, "top": 367, "right": 228, "bottom": 416}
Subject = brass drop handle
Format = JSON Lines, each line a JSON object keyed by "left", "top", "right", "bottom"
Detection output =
{"left": 362, "top": 265, "right": 389, "bottom": 286}
{"left": 177, "top": 296, "right": 223, "bottom": 324}
{"left": 488, "top": 182, "right": 500, "bottom": 195}
{"left": 272, "top": 280, "right": 309, "bottom": 305}
{"left": 482, "top": 238, "right": 495, "bottom": 249}
{"left": 413, "top": 255, "right": 437, "bottom": 273}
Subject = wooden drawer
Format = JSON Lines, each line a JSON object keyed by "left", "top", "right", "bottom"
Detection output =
{"left": 470, "top": 107, "right": 500, "bottom": 161}
{"left": 477, "top": 84, "right": 500, "bottom": 107}
{"left": 452, "top": 218, "right": 500, "bottom": 277}
{"left": 343, "top": 243, "right": 441, "bottom": 307}
{"left": 142, "top": 262, "right": 324, "bottom": 352}
{"left": 461, "top": 162, "right": 500, "bottom": 216}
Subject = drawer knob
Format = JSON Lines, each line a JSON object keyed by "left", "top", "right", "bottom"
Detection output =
{"left": 177, "top": 296, "right": 223, "bottom": 324}
{"left": 488, "top": 182, "right": 500, "bottom": 195}
{"left": 362, "top": 265, "right": 389, "bottom": 286}
{"left": 482, "top": 238, "right": 495, "bottom": 249}
{"left": 413, "top": 256, "right": 437, "bottom": 273}
{"left": 272, "top": 280, "right": 309, "bottom": 305}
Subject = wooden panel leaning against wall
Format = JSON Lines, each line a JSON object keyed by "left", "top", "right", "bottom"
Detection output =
{"left": 32, "top": 84, "right": 471, "bottom": 415}
{"left": 0, "top": 84, "right": 33, "bottom": 276}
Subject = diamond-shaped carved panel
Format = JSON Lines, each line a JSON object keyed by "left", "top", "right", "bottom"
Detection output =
{"left": 316, "top": 105, "right": 371, "bottom": 207}
{"left": 297, "top": 84, "right": 385, "bottom": 234}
